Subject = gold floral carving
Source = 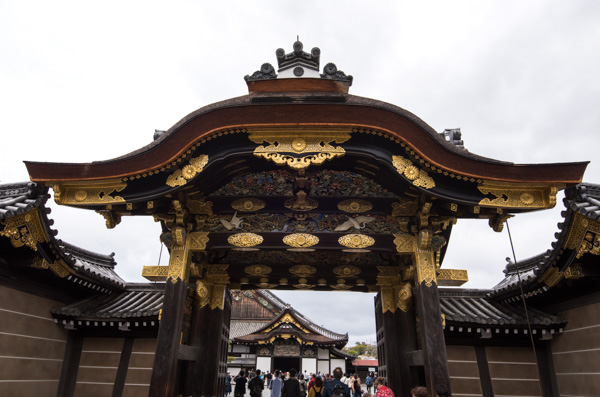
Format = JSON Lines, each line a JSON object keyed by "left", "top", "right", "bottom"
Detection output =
{"left": 289, "top": 265, "right": 317, "bottom": 277}
{"left": 437, "top": 269, "right": 469, "bottom": 286}
{"left": 338, "top": 234, "right": 375, "bottom": 249}
{"left": 248, "top": 128, "right": 351, "bottom": 170}
{"left": 565, "top": 212, "right": 600, "bottom": 258}
{"left": 244, "top": 265, "right": 272, "bottom": 276}
{"left": 333, "top": 265, "right": 361, "bottom": 277}
{"left": 283, "top": 233, "right": 319, "bottom": 248}
{"left": 48, "top": 259, "right": 73, "bottom": 278}
{"left": 228, "top": 233, "right": 263, "bottom": 247}
{"left": 95, "top": 209, "right": 121, "bottom": 229}
{"left": 231, "top": 198, "right": 266, "bottom": 212}
{"left": 539, "top": 266, "right": 564, "bottom": 288}
{"left": 393, "top": 233, "right": 414, "bottom": 254}
{"left": 477, "top": 183, "right": 558, "bottom": 209}
{"left": 31, "top": 257, "right": 49, "bottom": 270}
{"left": 330, "top": 283, "right": 353, "bottom": 290}
{"left": 564, "top": 264, "right": 584, "bottom": 279}
{"left": 142, "top": 266, "right": 169, "bottom": 281}
{"left": 187, "top": 198, "right": 213, "bottom": 215}
{"left": 293, "top": 279, "right": 316, "bottom": 289}
{"left": 0, "top": 211, "right": 47, "bottom": 251}
{"left": 337, "top": 199, "right": 373, "bottom": 213}
{"left": 195, "top": 280, "right": 211, "bottom": 308}
{"left": 53, "top": 180, "right": 127, "bottom": 205}
{"left": 415, "top": 245, "right": 436, "bottom": 287}
{"left": 392, "top": 156, "right": 435, "bottom": 189}
{"left": 189, "top": 232, "right": 209, "bottom": 251}
{"left": 166, "top": 155, "right": 209, "bottom": 187}
{"left": 284, "top": 191, "right": 318, "bottom": 211}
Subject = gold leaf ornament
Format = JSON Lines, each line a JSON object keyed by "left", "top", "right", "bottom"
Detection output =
{"left": 166, "top": 155, "right": 209, "bottom": 187}
{"left": 228, "top": 233, "right": 263, "bottom": 247}
{"left": 283, "top": 233, "right": 319, "bottom": 248}
{"left": 392, "top": 155, "right": 435, "bottom": 189}
{"left": 337, "top": 199, "right": 373, "bottom": 213}
{"left": 338, "top": 234, "right": 375, "bottom": 249}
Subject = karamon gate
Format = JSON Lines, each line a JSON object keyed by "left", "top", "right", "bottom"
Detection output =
{"left": 25, "top": 42, "right": 586, "bottom": 397}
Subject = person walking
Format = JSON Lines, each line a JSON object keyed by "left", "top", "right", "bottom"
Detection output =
{"left": 374, "top": 378, "right": 393, "bottom": 397}
{"left": 225, "top": 372, "right": 232, "bottom": 397}
{"left": 365, "top": 374, "right": 372, "bottom": 394}
{"left": 308, "top": 376, "right": 325, "bottom": 397}
{"left": 299, "top": 373, "right": 308, "bottom": 397}
{"left": 323, "top": 367, "right": 351, "bottom": 397}
{"left": 351, "top": 375, "right": 362, "bottom": 397}
{"left": 271, "top": 370, "right": 283, "bottom": 397}
{"left": 234, "top": 370, "right": 248, "bottom": 397}
{"left": 249, "top": 369, "right": 265, "bottom": 397}
{"left": 282, "top": 368, "right": 301, "bottom": 397}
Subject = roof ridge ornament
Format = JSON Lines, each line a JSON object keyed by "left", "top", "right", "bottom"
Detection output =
{"left": 244, "top": 39, "right": 352, "bottom": 85}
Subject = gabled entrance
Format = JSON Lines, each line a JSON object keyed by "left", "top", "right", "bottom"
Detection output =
{"left": 24, "top": 40, "right": 586, "bottom": 397}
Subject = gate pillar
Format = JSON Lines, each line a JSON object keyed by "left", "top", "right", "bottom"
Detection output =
{"left": 413, "top": 229, "right": 451, "bottom": 395}
{"left": 149, "top": 227, "right": 192, "bottom": 397}
{"left": 375, "top": 268, "right": 420, "bottom": 397}
{"left": 183, "top": 267, "right": 232, "bottom": 397}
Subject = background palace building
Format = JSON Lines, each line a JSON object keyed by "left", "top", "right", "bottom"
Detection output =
{"left": 1, "top": 41, "right": 599, "bottom": 397}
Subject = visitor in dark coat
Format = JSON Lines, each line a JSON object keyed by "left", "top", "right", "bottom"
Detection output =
{"left": 282, "top": 368, "right": 301, "bottom": 397}
{"left": 234, "top": 370, "right": 248, "bottom": 397}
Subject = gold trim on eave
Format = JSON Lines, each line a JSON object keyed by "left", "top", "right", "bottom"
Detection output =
{"left": 53, "top": 179, "right": 127, "bottom": 205}
{"left": 248, "top": 128, "right": 351, "bottom": 170}
{"left": 477, "top": 183, "right": 559, "bottom": 209}
{"left": 392, "top": 155, "right": 435, "bottom": 189}
{"left": 166, "top": 155, "right": 209, "bottom": 187}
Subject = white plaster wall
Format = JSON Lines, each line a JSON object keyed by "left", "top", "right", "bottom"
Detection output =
{"left": 330, "top": 359, "right": 345, "bottom": 372}
{"left": 317, "top": 348, "right": 329, "bottom": 359}
{"left": 302, "top": 358, "right": 317, "bottom": 374}
{"left": 256, "top": 357, "right": 272, "bottom": 373}
{"left": 318, "top": 360, "right": 330, "bottom": 374}
{"left": 232, "top": 344, "right": 250, "bottom": 353}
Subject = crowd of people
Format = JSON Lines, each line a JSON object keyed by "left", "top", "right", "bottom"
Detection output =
{"left": 224, "top": 368, "right": 449, "bottom": 397}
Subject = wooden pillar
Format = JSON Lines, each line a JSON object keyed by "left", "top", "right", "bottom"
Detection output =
{"left": 56, "top": 330, "right": 83, "bottom": 397}
{"left": 413, "top": 230, "right": 451, "bottom": 395}
{"left": 149, "top": 227, "right": 192, "bottom": 397}
{"left": 183, "top": 267, "right": 231, "bottom": 397}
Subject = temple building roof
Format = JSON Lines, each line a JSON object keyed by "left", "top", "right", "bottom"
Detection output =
{"left": 0, "top": 181, "right": 126, "bottom": 294}
{"left": 489, "top": 183, "right": 600, "bottom": 303}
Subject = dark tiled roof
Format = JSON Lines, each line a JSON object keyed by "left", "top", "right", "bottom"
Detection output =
{"left": 489, "top": 183, "right": 600, "bottom": 299}
{"left": 53, "top": 283, "right": 163, "bottom": 318}
{"left": 230, "top": 320, "right": 270, "bottom": 339}
{"left": 0, "top": 182, "right": 47, "bottom": 219}
{"left": 440, "top": 289, "right": 565, "bottom": 328}
{"left": 490, "top": 253, "right": 548, "bottom": 296}
{"left": 58, "top": 240, "right": 125, "bottom": 288}
{"left": 565, "top": 183, "right": 600, "bottom": 219}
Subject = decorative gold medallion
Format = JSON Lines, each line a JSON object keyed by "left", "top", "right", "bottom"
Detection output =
{"left": 289, "top": 265, "right": 317, "bottom": 277}
{"left": 437, "top": 269, "right": 469, "bottom": 286}
{"left": 244, "top": 265, "right": 272, "bottom": 276}
{"left": 166, "top": 155, "right": 209, "bottom": 187}
{"left": 337, "top": 199, "right": 373, "bottom": 213}
{"left": 338, "top": 234, "right": 375, "bottom": 249}
{"left": 228, "top": 233, "right": 263, "bottom": 248}
{"left": 392, "top": 155, "right": 435, "bottom": 189}
{"left": 283, "top": 233, "right": 319, "bottom": 250}
{"left": 231, "top": 198, "right": 266, "bottom": 212}
{"left": 333, "top": 265, "right": 361, "bottom": 277}
{"left": 248, "top": 128, "right": 351, "bottom": 170}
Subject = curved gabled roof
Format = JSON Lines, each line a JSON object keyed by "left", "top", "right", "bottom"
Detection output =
{"left": 489, "top": 183, "right": 600, "bottom": 301}
{"left": 0, "top": 181, "right": 125, "bottom": 291}
{"left": 25, "top": 90, "right": 587, "bottom": 185}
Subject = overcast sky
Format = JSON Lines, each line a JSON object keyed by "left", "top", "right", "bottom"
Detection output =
{"left": 1, "top": 1, "right": 599, "bottom": 346}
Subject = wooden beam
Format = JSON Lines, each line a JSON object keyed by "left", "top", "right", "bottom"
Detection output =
{"left": 148, "top": 279, "right": 189, "bottom": 397}
{"left": 56, "top": 331, "right": 83, "bottom": 397}
{"left": 474, "top": 346, "right": 493, "bottom": 397}
{"left": 405, "top": 350, "right": 424, "bottom": 367}
{"left": 112, "top": 338, "right": 134, "bottom": 397}
{"left": 536, "top": 341, "right": 560, "bottom": 397}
